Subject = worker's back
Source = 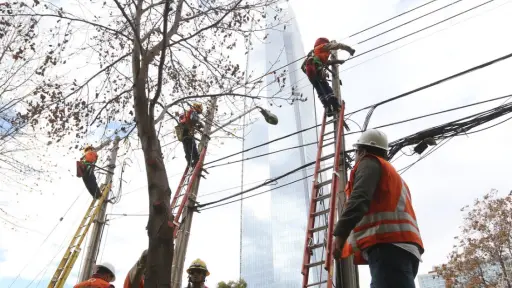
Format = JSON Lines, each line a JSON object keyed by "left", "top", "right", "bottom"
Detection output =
{"left": 74, "top": 277, "right": 113, "bottom": 288}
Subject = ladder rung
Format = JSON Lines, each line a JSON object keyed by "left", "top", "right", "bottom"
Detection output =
{"left": 310, "top": 225, "right": 328, "bottom": 233}
{"left": 315, "top": 193, "right": 331, "bottom": 202}
{"left": 323, "top": 130, "right": 334, "bottom": 136}
{"left": 306, "top": 260, "right": 325, "bottom": 268}
{"left": 312, "top": 208, "right": 330, "bottom": 217}
{"left": 315, "top": 179, "right": 332, "bottom": 189}
{"left": 307, "top": 280, "right": 328, "bottom": 287}
{"left": 317, "top": 165, "right": 334, "bottom": 174}
{"left": 309, "top": 242, "right": 325, "bottom": 250}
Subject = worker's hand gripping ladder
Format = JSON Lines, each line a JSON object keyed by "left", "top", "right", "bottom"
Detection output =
{"left": 170, "top": 146, "right": 208, "bottom": 238}
{"left": 301, "top": 103, "right": 346, "bottom": 288}
{"left": 47, "top": 184, "right": 112, "bottom": 288}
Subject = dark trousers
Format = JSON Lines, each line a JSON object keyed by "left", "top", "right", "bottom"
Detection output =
{"left": 367, "top": 244, "right": 419, "bottom": 288}
{"left": 310, "top": 78, "right": 340, "bottom": 112}
{"left": 182, "top": 136, "right": 199, "bottom": 167}
{"left": 82, "top": 166, "right": 102, "bottom": 199}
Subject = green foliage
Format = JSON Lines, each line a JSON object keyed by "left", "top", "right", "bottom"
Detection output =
{"left": 217, "top": 278, "right": 247, "bottom": 288}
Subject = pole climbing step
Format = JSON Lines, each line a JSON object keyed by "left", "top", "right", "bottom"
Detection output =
{"left": 302, "top": 103, "right": 346, "bottom": 288}
{"left": 47, "top": 183, "right": 112, "bottom": 288}
{"left": 170, "top": 146, "right": 208, "bottom": 238}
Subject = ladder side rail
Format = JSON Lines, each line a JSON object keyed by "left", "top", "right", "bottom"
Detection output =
{"left": 172, "top": 145, "right": 208, "bottom": 238}
{"left": 48, "top": 199, "right": 98, "bottom": 287}
{"left": 50, "top": 185, "right": 111, "bottom": 288}
{"left": 302, "top": 112, "right": 328, "bottom": 287}
{"left": 170, "top": 166, "right": 190, "bottom": 209}
{"left": 325, "top": 103, "right": 346, "bottom": 276}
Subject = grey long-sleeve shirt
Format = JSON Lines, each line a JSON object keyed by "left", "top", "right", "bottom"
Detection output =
{"left": 333, "top": 157, "right": 381, "bottom": 240}
{"left": 332, "top": 156, "right": 422, "bottom": 261}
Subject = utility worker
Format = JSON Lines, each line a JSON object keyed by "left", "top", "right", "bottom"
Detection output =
{"left": 185, "top": 259, "right": 210, "bottom": 288}
{"left": 301, "top": 37, "right": 355, "bottom": 117}
{"left": 176, "top": 103, "right": 204, "bottom": 168}
{"left": 77, "top": 145, "right": 104, "bottom": 199}
{"left": 333, "top": 129, "right": 424, "bottom": 288}
{"left": 123, "top": 250, "right": 147, "bottom": 288}
{"left": 74, "top": 262, "right": 116, "bottom": 288}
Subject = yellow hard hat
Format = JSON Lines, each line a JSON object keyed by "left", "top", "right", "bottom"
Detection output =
{"left": 83, "top": 145, "right": 94, "bottom": 153}
{"left": 186, "top": 258, "right": 210, "bottom": 276}
{"left": 192, "top": 103, "right": 203, "bottom": 113}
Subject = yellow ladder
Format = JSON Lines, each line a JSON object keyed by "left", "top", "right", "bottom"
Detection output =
{"left": 47, "top": 184, "right": 111, "bottom": 288}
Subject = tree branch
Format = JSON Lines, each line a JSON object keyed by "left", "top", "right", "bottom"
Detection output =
{"left": 4, "top": 13, "right": 131, "bottom": 40}
{"left": 149, "top": 0, "right": 173, "bottom": 123}
{"left": 113, "top": 0, "right": 145, "bottom": 55}
{"left": 154, "top": 93, "right": 260, "bottom": 125}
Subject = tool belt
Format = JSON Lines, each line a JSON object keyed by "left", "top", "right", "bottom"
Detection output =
{"left": 175, "top": 124, "right": 194, "bottom": 142}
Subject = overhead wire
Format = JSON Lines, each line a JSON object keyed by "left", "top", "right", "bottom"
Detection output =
{"left": 357, "top": 0, "right": 467, "bottom": 45}
{"left": 198, "top": 99, "right": 512, "bottom": 210}
{"left": 348, "top": 0, "right": 497, "bottom": 61}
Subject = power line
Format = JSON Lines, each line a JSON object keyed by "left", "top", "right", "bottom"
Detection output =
{"left": 349, "top": 0, "right": 497, "bottom": 61}
{"left": 198, "top": 100, "right": 512, "bottom": 210}
{"left": 351, "top": 50, "right": 512, "bottom": 129}
{"left": 205, "top": 92, "right": 512, "bottom": 171}
{"left": 347, "top": 0, "right": 440, "bottom": 38}
{"left": 357, "top": 0, "right": 467, "bottom": 45}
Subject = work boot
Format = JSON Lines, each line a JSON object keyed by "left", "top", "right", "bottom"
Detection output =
{"left": 326, "top": 106, "right": 334, "bottom": 118}
{"left": 95, "top": 184, "right": 105, "bottom": 200}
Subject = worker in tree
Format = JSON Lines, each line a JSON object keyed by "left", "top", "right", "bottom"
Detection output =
{"left": 301, "top": 37, "right": 355, "bottom": 117}
{"left": 124, "top": 250, "right": 147, "bottom": 288}
{"left": 333, "top": 129, "right": 424, "bottom": 288}
{"left": 185, "top": 259, "right": 210, "bottom": 288}
{"left": 74, "top": 262, "right": 116, "bottom": 288}
{"left": 77, "top": 145, "right": 105, "bottom": 199}
{"left": 176, "top": 103, "right": 204, "bottom": 168}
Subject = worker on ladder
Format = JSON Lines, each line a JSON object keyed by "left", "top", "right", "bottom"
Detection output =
{"left": 76, "top": 145, "right": 105, "bottom": 199}
{"left": 74, "top": 262, "right": 116, "bottom": 288}
{"left": 333, "top": 129, "right": 424, "bottom": 288}
{"left": 175, "top": 103, "right": 204, "bottom": 168}
{"left": 185, "top": 259, "right": 210, "bottom": 288}
{"left": 301, "top": 37, "right": 355, "bottom": 117}
{"left": 124, "top": 250, "right": 147, "bottom": 288}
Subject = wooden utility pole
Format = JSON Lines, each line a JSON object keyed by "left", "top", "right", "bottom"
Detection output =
{"left": 330, "top": 50, "right": 359, "bottom": 288}
{"left": 79, "top": 136, "right": 121, "bottom": 281}
{"left": 171, "top": 98, "right": 218, "bottom": 288}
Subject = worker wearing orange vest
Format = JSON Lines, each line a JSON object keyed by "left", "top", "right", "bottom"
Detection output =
{"left": 76, "top": 145, "right": 104, "bottom": 199}
{"left": 123, "top": 250, "right": 147, "bottom": 288}
{"left": 301, "top": 37, "right": 355, "bottom": 117}
{"left": 185, "top": 259, "right": 210, "bottom": 288}
{"left": 74, "top": 262, "right": 116, "bottom": 288}
{"left": 176, "top": 103, "right": 204, "bottom": 168}
{"left": 333, "top": 129, "right": 424, "bottom": 287}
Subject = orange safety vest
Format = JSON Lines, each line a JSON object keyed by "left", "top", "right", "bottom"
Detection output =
{"left": 74, "top": 277, "right": 113, "bottom": 288}
{"left": 313, "top": 43, "right": 330, "bottom": 64}
{"left": 123, "top": 274, "right": 144, "bottom": 288}
{"left": 341, "top": 154, "right": 424, "bottom": 265}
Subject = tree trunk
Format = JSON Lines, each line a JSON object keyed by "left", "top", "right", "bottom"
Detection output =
{"left": 132, "top": 62, "right": 174, "bottom": 287}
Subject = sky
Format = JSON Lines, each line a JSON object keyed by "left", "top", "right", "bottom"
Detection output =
{"left": 1, "top": 0, "right": 512, "bottom": 287}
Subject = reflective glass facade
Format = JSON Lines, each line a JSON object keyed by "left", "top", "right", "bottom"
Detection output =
{"left": 241, "top": 5, "right": 329, "bottom": 288}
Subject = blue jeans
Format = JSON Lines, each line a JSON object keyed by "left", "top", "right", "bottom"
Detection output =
{"left": 367, "top": 244, "right": 419, "bottom": 288}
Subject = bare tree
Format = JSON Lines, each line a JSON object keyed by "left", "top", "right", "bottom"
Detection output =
{"left": 435, "top": 190, "right": 512, "bottom": 288}
{"left": 7, "top": 0, "right": 289, "bottom": 286}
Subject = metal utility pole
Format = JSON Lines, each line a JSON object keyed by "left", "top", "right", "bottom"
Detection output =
{"left": 330, "top": 50, "right": 359, "bottom": 288}
{"left": 79, "top": 136, "right": 121, "bottom": 281}
{"left": 171, "top": 98, "right": 218, "bottom": 288}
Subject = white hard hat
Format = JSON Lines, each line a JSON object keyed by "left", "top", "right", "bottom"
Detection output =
{"left": 95, "top": 262, "right": 116, "bottom": 281}
{"left": 353, "top": 129, "right": 389, "bottom": 151}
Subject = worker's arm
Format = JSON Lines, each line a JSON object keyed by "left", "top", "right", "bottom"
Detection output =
{"left": 127, "top": 250, "right": 147, "bottom": 288}
{"left": 333, "top": 157, "right": 381, "bottom": 241}
{"left": 321, "top": 42, "right": 350, "bottom": 51}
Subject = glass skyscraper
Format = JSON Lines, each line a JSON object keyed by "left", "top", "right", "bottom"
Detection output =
{"left": 240, "top": 4, "right": 330, "bottom": 287}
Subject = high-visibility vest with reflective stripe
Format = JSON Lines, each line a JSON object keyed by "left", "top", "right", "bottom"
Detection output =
{"left": 341, "top": 154, "right": 424, "bottom": 265}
